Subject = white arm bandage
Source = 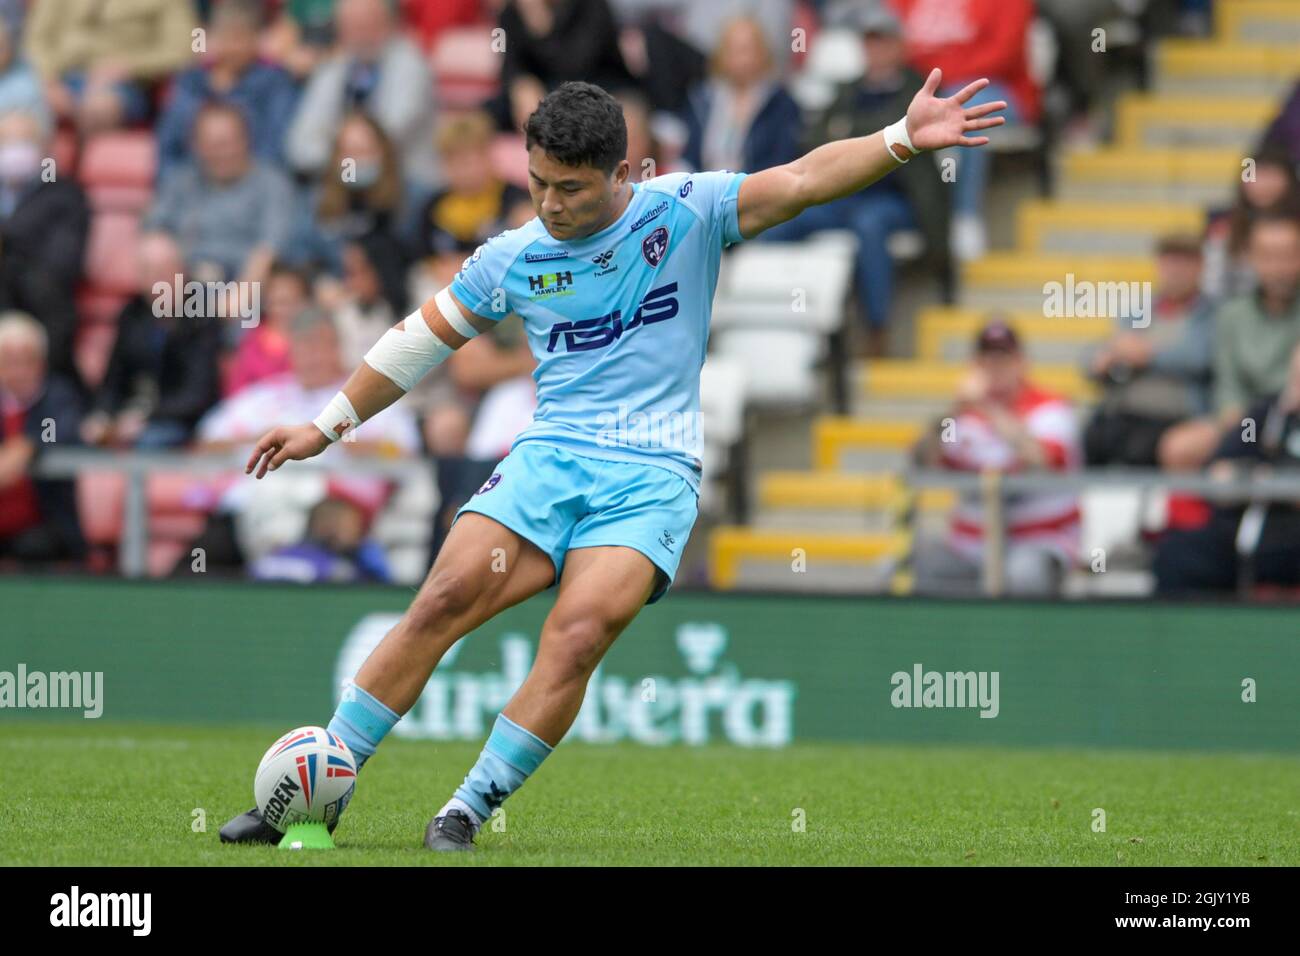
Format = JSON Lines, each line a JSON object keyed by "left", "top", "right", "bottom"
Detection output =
{"left": 361, "top": 295, "right": 471, "bottom": 392}
{"left": 313, "top": 390, "right": 360, "bottom": 443}
{"left": 883, "top": 116, "right": 920, "bottom": 165}
{"left": 435, "top": 286, "right": 482, "bottom": 340}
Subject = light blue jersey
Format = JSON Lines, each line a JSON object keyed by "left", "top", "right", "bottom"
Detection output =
{"left": 449, "top": 170, "right": 749, "bottom": 494}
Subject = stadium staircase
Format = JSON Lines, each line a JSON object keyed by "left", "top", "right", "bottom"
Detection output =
{"left": 704, "top": 0, "right": 1300, "bottom": 594}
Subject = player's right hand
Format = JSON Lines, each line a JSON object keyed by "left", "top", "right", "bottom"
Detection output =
{"left": 246, "top": 423, "right": 331, "bottom": 479}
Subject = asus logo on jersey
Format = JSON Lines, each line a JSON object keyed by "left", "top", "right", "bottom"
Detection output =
{"left": 545, "top": 282, "right": 679, "bottom": 353}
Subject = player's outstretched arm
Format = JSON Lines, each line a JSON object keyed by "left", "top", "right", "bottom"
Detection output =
{"left": 736, "top": 68, "right": 1006, "bottom": 239}
{"left": 245, "top": 288, "right": 489, "bottom": 478}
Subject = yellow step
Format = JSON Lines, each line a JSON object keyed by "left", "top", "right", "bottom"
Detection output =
{"left": 709, "top": 527, "right": 910, "bottom": 589}
{"left": 1063, "top": 147, "right": 1243, "bottom": 184}
{"left": 963, "top": 254, "right": 1156, "bottom": 289}
{"left": 1158, "top": 39, "right": 1300, "bottom": 79}
{"left": 1016, "top": 200, "right": 1205, "bottom": 253}
{"left": 861, "top": 360, "right": 1098, "bottom": 402}
{"left": 812, "top": 416, "right": 923, "bottom": 469}
{"left": 759, "top": 470, "right": 955, "bottom": 512}
{"left": 1115, "top": 93, "right": 1277, "bottom": 147}
{"left": 1217, "top": 1, "right": 1300, "bottom": 43}
{"left": 916, "top": 308, "right": 1114, "bottom": 362}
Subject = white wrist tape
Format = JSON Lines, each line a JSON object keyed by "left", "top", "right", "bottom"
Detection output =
{"left": 435, "top": 286, "right": 481, "bottom": 340}
{"left": 883, "top": 116, "right": 919, "bottom": 164}
{"left": 362, "top": 305, "right": 455, "bottom": 392}
{"left": 313, "top": 390, "right": 361, "bottom": 443}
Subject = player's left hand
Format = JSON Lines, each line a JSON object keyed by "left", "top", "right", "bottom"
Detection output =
{"left": 905, "top": 68, "right": 1007, "bottom": 151}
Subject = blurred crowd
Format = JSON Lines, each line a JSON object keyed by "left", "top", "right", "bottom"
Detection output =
{"left": 0, "top": 0, "right": 1275, "bottom": 592}
{"left": 912, "top": 98, "right": 1300, "bottom": 598}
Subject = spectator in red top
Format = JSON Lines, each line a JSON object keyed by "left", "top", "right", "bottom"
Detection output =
{"left": 223, "top": 261, "right": 313, "bottom": 397}
{"left": 911, "top": 318, "right": 1082, "bottom": 597}
{"left": 887, "top": 0, "right": 1037, "bottom": 261}
{"left": 0, "top": 311, "right": 85, "bottom": 564}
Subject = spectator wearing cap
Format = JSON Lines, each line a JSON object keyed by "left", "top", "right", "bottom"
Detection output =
{"left": 1155, "top": 339, "right": 1300, "bottom": 596}
{"left": 888, "top": 0, "right": 1038, "bottom": 261}
{"left": 146, "top": 101, "right": 297, "bottom": 289}
{"left": 24, "top": 0, "right": 196, "bottom": 134}
{"left": 1083, "top": 233, "right": 1215, "bottom": 466}
{"left": 286, "top": 0, "right": 441, "bottom": 188}
{"left": 911, "top": 318, "right": 1082, "bottom": 597}
{"left": 1161, "top": 211, "right": 1300, "bottom": 471}
{"left": 0, "top": 311, "right": 85, "bottom": 564}
{"left": 81, "top": 232, "right": 222, "bottom": 449}
{"left": 0, "top": 108, "right": 89, "bottom": 392}
{"left": 155, "top": 0, "right": 300, "bottom": 182}
{"left": 681, "top": 15, "right": 801, "bottom": 177}
{"left": 757, "top": 4, "right": 948, "bottom": 356}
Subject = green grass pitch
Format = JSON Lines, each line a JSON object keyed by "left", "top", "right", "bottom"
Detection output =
{"left": 2, "top": 723, "right": 1296, "bottom": 866}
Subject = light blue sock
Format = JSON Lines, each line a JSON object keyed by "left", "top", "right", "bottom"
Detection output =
{"left": 452, "top": 714, "right": 554, "bottom": 824}
{"left": 327, "top": 681, "right": 400, "bottom": 770}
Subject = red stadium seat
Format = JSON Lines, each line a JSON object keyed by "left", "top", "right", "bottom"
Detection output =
{"left": 79, "top": 131, "right": 157, "bottom": 213}
{"left": 76, "top": 290, "right": 129, "bottom": 327}
{"left": 82, "top": 213, "right": 141, "bottom": 297}
{"left": 490, "top": 133, "right": 529, "bottom": 189}
{"left": 148, "top": 540, "right": 189, "bottom": 578}
{"left": 77, "top": 471, "right": 125, "bottom": 545}
{"left": 52, "top": 127, "right": 79, "bottom": 176}
{"left": 431, "top": 25, "right": 501, "bottom": 109}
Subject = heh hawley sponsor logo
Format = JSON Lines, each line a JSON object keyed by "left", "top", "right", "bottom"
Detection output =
{"left": 337, "top": 618, "right": 795, "bottom": 746}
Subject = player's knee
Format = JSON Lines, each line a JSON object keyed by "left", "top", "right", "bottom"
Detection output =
{"left": 407, "top": 571, "right": 479, "bottom": 633}
{"left": 544, "top": 617, "right": 615, "bottom": 683}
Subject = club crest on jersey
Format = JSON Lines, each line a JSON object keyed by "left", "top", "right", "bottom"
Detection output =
{"left": 476, "top": 473, "right": 502, "bottom": 494}
{"left": 642, "top": 226, "right": 669, "bottom": 267}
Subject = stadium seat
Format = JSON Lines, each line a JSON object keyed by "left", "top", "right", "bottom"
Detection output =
{"left": 82, "top": 212, "right": 141, "bottom": 297}
{"left": 490, "top": 133, "right": 529, "bottom": 189}
{"left": 77, "top": 472, "right": 125, "bottom": 546}
{"left": 789, "top": 28, "right": 864, "bottom": 112}
{"left": 1060, "top": 146, "right": 1245, "bottom": 206}
{"left": 713, "top": 329, "right": 821, "bottom": 409}
{"left": 860, "top": 359, "right": 1097, "bottom": 403}
{"left": 914, "top": 307, "right": 1113, "bottom": 364}
{"left": 708, "top": 526, "right": 908, "bottom": 590}
{"left": 1114, "top": 93, "right": 1275, "bottom": 151}
{"left": 52, "top": 126, "right": 78, "bottom": 176}
{"left": 698, "top": 354, "right": 748, "bottom": 518}
{"left": 712, "top": 239, "right": 854, "bottom": 335}
{"left": 1016, "top": 200, "right": 1205, "bottom": 257}
{"left": 79, "top": 131, "right": 157, "bottom": 213}
{"left": 812, "top": 416, "right": 923, "bottom": 471}
{"left": 430, "top": 25, "right": 501, "bottom": 110}
{"left": 1156, "top": 39, "right": 1300, "bottom": 96}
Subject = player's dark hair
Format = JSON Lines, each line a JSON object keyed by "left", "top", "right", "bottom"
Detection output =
{"left": 523, "top": 81, "right": 627, "bottom": 175}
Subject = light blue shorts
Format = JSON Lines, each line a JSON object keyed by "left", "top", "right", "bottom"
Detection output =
{"left": 450, "top": 441, "right": 699, "bottom": 605}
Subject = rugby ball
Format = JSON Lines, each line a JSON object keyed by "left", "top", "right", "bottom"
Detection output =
{"left": 254, "top": 726, "right": 357, "bottom": 833}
